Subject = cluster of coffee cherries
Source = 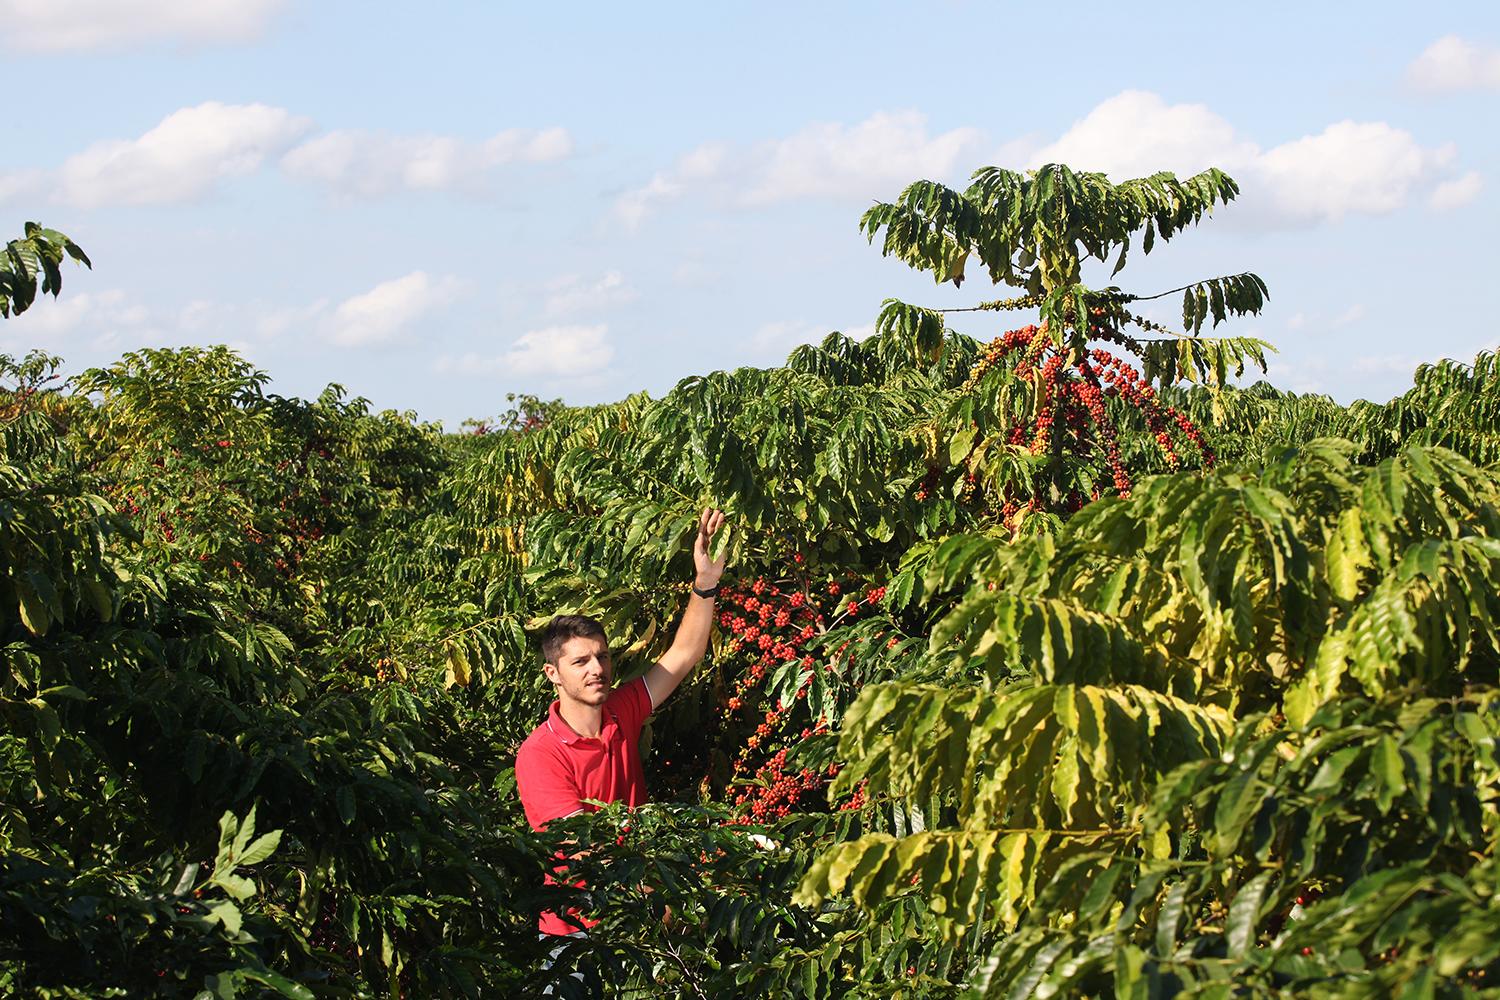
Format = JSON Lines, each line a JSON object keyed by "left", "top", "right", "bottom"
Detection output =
{"left": 721, "top": 579, "right": 893, "bottom": 726}
{"left": 955, "top": 320, "right": 1214, "bottom": 522}
{"left": 839, "top": 778, "right": 868, "bottom": 812}
{"left": 716, "top": 572, "right": 827, "bottom": 714}
{"left": 913, "top": 467, "right": 940, "bottom": 503}
{"left": 307, "top": 897, "right": 357, "bottom": 960}
{"left": 730, "top": 733, "right": 839, "bottom": 823}
{"left": 716, "top": 574, "right": 888, "bottom": 707}
{"left": 1087, "top": 347, "right": 1214, "bottom": 470}
{"left": 715, "top": 572, "right": 894, "bottom": 822}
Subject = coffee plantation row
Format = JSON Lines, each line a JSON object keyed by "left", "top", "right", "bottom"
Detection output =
{"left": 2, "top": 168, "right": 1498, "bottom": 997}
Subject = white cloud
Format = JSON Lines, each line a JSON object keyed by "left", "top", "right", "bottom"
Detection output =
{"left": 0, "top": 168, "right": 43, "bottom": 204}
{"left": 1430, "top": 170, "right": 1484, "bottom": 211}
{"left": 543, "top": 271, "right": 636, "bottom": 317}
{"left": 619, "top": 96, "right": 1465, "bottom": 232}
{"left": 1, "top": 285, "right": 331, "bottom": 353}
{"left": 1353, "top": 354, "right": 1423, "bottom": 377}
{"left": 1273, "top": 357, "right": 1331, "bottom": 396}
{"left": 6, "top": 278, "right": 440, "bottom": 354}
{"left": 671, "top": 256, "right": 718, "bottom": 287}
{"left": 435, "top": 324, "right": 613, "bottom": 379}
{"left": 282, "top": 126, "right": 573, "bottom": 197}
{"left": 615, "top": 112, "right": 981, "bottom": 227}
{"left": 1028, "top": 91, "right": 1462, "bottom": 227}
{"left": 0, "top": 0, "right": 287, "bottom": 51}
{"left": 1331, "top": 304, "right": 1366, "bottom": 328}
{"left": 1, "top": 288, "right": 151, "bottom": 341}
{"left": 0, "top": 106, "right": 569, "bottom": 208}
{"left": 177, "top": 296, "right": 330, "bottom": 341}
{"left": 1407, "top": 35, "right": 1500, "bottom": 94}
{"left": 1029, "top": 90, "right": 1258, "bottom": 181}
{"left": 1256, "top": 121, "right": 1452, "bottom": 223}
{"left": 327, "top": 271, "right": 460, "bottom": 347}
{"left": 615, "top": 143, "right": 727, "bottom": 229}
{"left": 36, "top": 102, "right": 312, "bottom": 208}
{"left": 744, "top": 112, "right": 982, "bottom": 205}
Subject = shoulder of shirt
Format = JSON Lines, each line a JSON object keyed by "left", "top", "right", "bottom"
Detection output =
{"left": 516, "top": 719, "right": 560, "bottom": 761}
{"left": 607, "top": 675, "right": 647, "bottom": 704}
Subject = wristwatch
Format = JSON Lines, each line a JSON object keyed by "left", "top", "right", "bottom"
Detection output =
{"left": 691, "top": 582, "right": 720, "bottom": 599}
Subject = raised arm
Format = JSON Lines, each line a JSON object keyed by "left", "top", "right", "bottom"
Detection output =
{"left": 644, "top": 508, "right": 726, "bottom": 708}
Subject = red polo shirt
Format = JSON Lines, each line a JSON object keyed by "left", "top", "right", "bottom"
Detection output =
{"left": 516, "top": 675, "right": 653, "bottom": 935}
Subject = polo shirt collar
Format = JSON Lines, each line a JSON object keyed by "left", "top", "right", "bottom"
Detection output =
{"left": 546, "top": 698, "right": 619, "bottom": 746}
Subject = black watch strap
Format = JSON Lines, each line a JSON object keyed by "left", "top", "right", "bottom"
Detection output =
{"left": 691, "top": 583, "right": 720, "bottom": 599}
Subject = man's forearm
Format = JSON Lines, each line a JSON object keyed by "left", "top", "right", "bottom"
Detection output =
{"left": 667, "top": 579, "right": 718, "bottom": 664}
{"left": 646, "top": 577, "right": 720, "bottom": 701}
{"left": 645, "top": 508, "right": 726, "bottom": 705}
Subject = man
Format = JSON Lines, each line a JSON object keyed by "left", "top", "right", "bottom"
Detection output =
{"left": 516, "top": 507, "right": 726, "bottom": 938}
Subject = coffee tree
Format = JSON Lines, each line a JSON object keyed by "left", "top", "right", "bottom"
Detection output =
{"left": 865, "top": 165, "right": 1273, "bottom": 524}
{"left": 5, "top": 162, "right": 1500, "bottom": 998}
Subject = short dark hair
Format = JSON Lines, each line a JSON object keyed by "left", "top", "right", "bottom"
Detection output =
{"left": 540, "top": 614, "right": 608, "bottom": 665}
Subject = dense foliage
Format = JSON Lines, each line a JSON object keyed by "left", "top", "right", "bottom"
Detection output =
{"left": 3, "top": 163, "right": 1499, "bottom": 1000}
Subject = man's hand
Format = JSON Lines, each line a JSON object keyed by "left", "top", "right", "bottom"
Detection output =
{"left": 647, "top": 508, "right": 727, "bottom": 709}
{"left": 693, "top": 508, "right": 727, "bottom": 590}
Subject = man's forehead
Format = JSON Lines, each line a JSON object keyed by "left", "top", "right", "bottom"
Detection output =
{"left": 558, "top": 635, "right": 609, "bottom": 659}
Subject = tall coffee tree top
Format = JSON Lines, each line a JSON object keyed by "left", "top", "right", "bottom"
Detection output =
{"left": 863, "top": 164, "right": 1271, "bottom": 386}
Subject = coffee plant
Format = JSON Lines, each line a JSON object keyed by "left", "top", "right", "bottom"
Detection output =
{"left": 3, "top": 162, "right": 1500, "bottom": 1000}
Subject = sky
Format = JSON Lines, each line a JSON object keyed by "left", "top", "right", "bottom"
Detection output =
{"left": 1, "top": 1, "right": 1497, "bottom": 428}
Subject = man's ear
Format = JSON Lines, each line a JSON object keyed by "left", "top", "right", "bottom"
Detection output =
{"left": 542, "top": 661, "right": 560, "bottom": 686}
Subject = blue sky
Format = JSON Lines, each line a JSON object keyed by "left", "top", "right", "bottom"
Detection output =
{"left": 2, "top": 1, "right": 1496, "bottom": 427}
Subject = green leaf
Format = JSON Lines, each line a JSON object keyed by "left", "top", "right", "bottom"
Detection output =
{"left": 16, "top": 583, "right": 49, "bottom": 636}
{"left": 337, "top": 785, "right": 356, "bottom": 826}
{"left": 445, "top": 643, "right": 471, "bottom": 688}
{"left": 1155, "top": 880, "right": 1190, "bottom": 956}
{"left": 242, "top": 970, "right": 315, "bottom": 1000}
{"left": 236, "top": 829, "right": 282, "bottom": 867}
{"left": 1371, "top": 734, "right": 1407, "bottom": 812}
{"left": 215, "top": 811, "right": 238, "bottom": 869}
{"left": 215, "top": 873, "right": 257, "bottom": 901}
{"left": 232, "top": 804, "right": 257, "bottom": 859}
{"left": 205, "top": 899, "right": 243, "bottom": 935}
{"left": 28, "top": 700, "right": 60, "bottom": 749}
{"left": 1226, "top": 871, "right": 1272, "bottom": 958}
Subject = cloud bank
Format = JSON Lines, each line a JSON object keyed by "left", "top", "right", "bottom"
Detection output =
{"left": 434, "top": 324, "right": 614, "bottom": 380}
{"left": 327, "top": 272, "right": 462, "bottom": 347}
{"left": 618, "top": 92, "right": 1477, "bottom": 231}
{"left": 1026, "top": 90, "right": 1472, "bottom": 225}
{"left": 0, "top": 102, "right": 574, "bottom": 208}
{"left": 0, "top": 0, "right": 288, "bottom": 51}
{"left": 1407, "top": 35, "right": 1500, "bottom": 94}
{"left": 51, "top": 102, "right": 311, "bottom": 208}
{"left": 282, "top": 126, "right": 573, "bottom": 198}
{"left": 616, "top": 111, "right": 983, "bottom": 228}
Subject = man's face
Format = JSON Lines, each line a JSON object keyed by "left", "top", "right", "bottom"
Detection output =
{"left": 544, "top": 634, "right": 614, "bottom": 707}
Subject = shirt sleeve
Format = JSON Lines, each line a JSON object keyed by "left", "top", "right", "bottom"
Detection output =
{"left": 608, "top": 675, "right": 653, "bottom": 736}
{"left": 515, "top": 742, "right": 583, "bottom": 831}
